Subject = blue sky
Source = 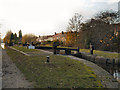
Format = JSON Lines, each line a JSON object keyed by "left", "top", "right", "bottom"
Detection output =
{"left": 0, "top": 0, "right": 119, "bottom": 38}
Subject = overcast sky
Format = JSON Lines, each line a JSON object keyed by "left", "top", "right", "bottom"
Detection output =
{"left": 0, "top": 0, "right": 119, "bottom": 38}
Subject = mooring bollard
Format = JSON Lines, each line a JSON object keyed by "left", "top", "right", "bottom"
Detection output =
{"left": 118, "top": 59, "right": 120, "bottom": 65}
{"left": 112, "top": 59, "right": 115, "bottom": 66}
{"left": 90, "top": 45, "right": 94, "bottom": 55}
{"left": 77, "top": 47, "right": 79, "bottom": 54}
{"left": 106, "top": 58, "right": 109, "bottom": 65}
{"left": 53, "top": 42, "right": 57, "bottom": 55}
{"left": 46, "top": 56, "right": 50, "bottom": 63}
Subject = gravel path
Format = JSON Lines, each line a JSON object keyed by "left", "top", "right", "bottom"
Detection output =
{"left": 2, "top": 49, "right": 33, "bottom": 88}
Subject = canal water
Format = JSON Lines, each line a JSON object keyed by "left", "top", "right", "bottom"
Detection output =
{"left": 97, "top": 63, "right": 120, "bottom": 82}
{"left": 73, "top": 52, "right": 120, "bottom": 83}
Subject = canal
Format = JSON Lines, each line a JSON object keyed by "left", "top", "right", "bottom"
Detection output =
{"left": 97, "top": 62, "right": 120, "bottom": 82}
{"left": 74, "top": 52, "right": 120, "bottom": 83}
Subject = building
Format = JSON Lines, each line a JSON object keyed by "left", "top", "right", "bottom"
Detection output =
{"left": 53, "top": 31, "right": 66, "bottom": 43}
{"left": 36, "top": 35, "right": 54, "bottom": 43}
{"left": 36, "top": 31, "right": 67, "bottom": 45}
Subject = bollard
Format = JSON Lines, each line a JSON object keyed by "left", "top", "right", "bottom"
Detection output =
{"left": 65, "top": 49, "right": 71, "bottom": 55}
{"left": 46, "top": 56, "right": 50, "bottom": 63}
{"left": 118, "top": 59, "right": 120, "bottom": 66}
{"left": 53, "top": 48, "right": 56, "bottom": 54}
{"left": 77, "top": 47, "right": 79, "bottom": 54}
{"left": 106, "top": 58, "right": 110, "bottom": 65}
{"left": 90, "top": 45, "right": 94, "bottom": 55}
{"left": 112, "top": 59, "right": 115, "bottom": 66}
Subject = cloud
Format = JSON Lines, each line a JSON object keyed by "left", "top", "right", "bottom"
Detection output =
{"left": 0, "top": 0, "right": 119, "bottom": 38}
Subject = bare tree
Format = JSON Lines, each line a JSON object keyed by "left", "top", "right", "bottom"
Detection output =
{"left": 95, "top": 10, "right": 118, "bottom": 24}
{"left": 22, "top": 34, "right": 37, "bottom": 44}
{"left": 67, "top": 13, "right": 83, "bottom": 46}
{"left": 68, "top": 13, "right": 83, "bottom": 32}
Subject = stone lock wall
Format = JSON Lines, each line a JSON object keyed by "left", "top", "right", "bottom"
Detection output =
{"left": 80, "top": 52, "right": 120, "bottom": 65}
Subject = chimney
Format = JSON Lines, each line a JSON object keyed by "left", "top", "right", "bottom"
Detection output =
{"left": 55, "top": 32, "right": 57, "bottom": 35}
{"left": 62, "top": 31, "right": 64, "bottom": 34}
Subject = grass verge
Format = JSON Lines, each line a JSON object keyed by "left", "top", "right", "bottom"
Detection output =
{"left": 13, "top": 45, "right": 119, "bottom": 58}
{"left": 80, "top": 49, "right": 119, "bottom": 59}
{"left": 6, "top": 47, "right": 102, "bottom": 88}
{"left": 36, "top": 45, "right": 119, "bottom": 59}
{"left": 12, "top": 46, "right": 40, "bottom": 52}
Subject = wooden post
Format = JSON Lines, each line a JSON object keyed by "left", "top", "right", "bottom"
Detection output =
{"left": 77, "top": 47, "right": 79, "bottom": 54}
{"left": 90, "top": 45, "right": 94, "bottom": 55}
{"left": 53, "top": 42, "right": 57, "bottom": 54}
{"left": 53, "top": 46, "right": 57, "bottom": 54}
{"left": 106, "top": 58, "right": 109, "bottom": 65}
{"left": 46, "top": 56, "right": 50, "bottom": 63}
{"left": 65, "top": 49, "right": 71, "bottom": 55}
{"left": 113, "top": 59, "right": 115, "bottom": 66}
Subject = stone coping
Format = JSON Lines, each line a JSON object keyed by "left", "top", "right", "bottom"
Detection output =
{"left": 8, "top": 47, "right": 30, "bottom": 56}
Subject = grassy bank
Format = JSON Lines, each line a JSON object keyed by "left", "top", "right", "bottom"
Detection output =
{"left": 12, "top": 46, "right": 40, "bottom": 52}
{"left": 36, "top": 45, "right": 119, "bottom": 59}
{"left": 80, "top": 49, "right": 119, "bottom": 59}
{"left": 7, "top": 47, "right": 102, "bottom": 88}
{"left": 13, "top": 45, "right": 119, "bottom": 59}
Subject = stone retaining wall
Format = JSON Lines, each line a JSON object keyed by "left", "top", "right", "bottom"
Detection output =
{"left": 80, "top": 52, "right": 120, "bottom": 65}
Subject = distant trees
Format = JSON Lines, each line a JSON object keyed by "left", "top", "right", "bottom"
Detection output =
{"left": 79, "top": 18, "right": 114, "bottom": 49}
{"left": 3, "top": 30, "right": 39, "bottom": 45}
{"left": 22, "top": 34, "right": 37, "bottom": 44}
{"left": 66, "top": 13, "right": 83, "bottom": 47}
{"left": 95, "top": 10, "right": 118, "bottom": 24}
{"left": 66, "top": 31, "right": 76, "bottom": 47}
{"left": 18, "top": 30, "right": 22, "bottom": 42}
{"left": 14, "top": 33, "right": 18, "bottom": 44}
{"left": 3, "top": 30, "right": 12, "bottom": 44}
{"left": 66, "top": 10, "right": 119, "bottom": 52}
{"left": 78, "top": 10, "right": 118, "bottom": 50}
{"left": 3, "top": 30, "right": 23, "bottom": 45}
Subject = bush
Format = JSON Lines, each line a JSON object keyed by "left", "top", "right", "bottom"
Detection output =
{"left": 53, "top": 40, "right": 60, "bottom": 45}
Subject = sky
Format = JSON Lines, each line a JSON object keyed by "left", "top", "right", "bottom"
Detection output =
{"left": 0, "top": 0, "right": 119, "bottom": 38}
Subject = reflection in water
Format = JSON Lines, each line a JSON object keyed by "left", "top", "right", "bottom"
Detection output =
{"left": 98, "top": 63, "right": 120, "bottom": 82}
{"left": 1, "top": 43, "right": 5, "bottom": 49}
{"left": 113, "top": 70, "right": 120, "bottom": 82}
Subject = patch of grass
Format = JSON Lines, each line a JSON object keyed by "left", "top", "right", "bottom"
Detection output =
{"left": 93, "top": 50, "right": 119, "bottom": 59}
{"left": 58, "top": 46, "right": 77, "bottom": 49}
{"left": 13, "top": 45, "right": 119, "bottom": 59}
{"left": 36, "top": 45, "right": 77, "bottom": 49}
{"left": 12, "top": 46, "right": 40, "bottom": 52}
{"left": 80, "top": 49, "right": 119, "bottom": 59}
{"left": 80, "top": 49, "right": 90, "bottom": 54}
{"left": 7, "top": 48, "right": 102, "bottom": 88}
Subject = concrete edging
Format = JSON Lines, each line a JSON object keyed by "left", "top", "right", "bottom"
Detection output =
{"left": 8, "top": 47, "right": 30, "bottom": 56}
